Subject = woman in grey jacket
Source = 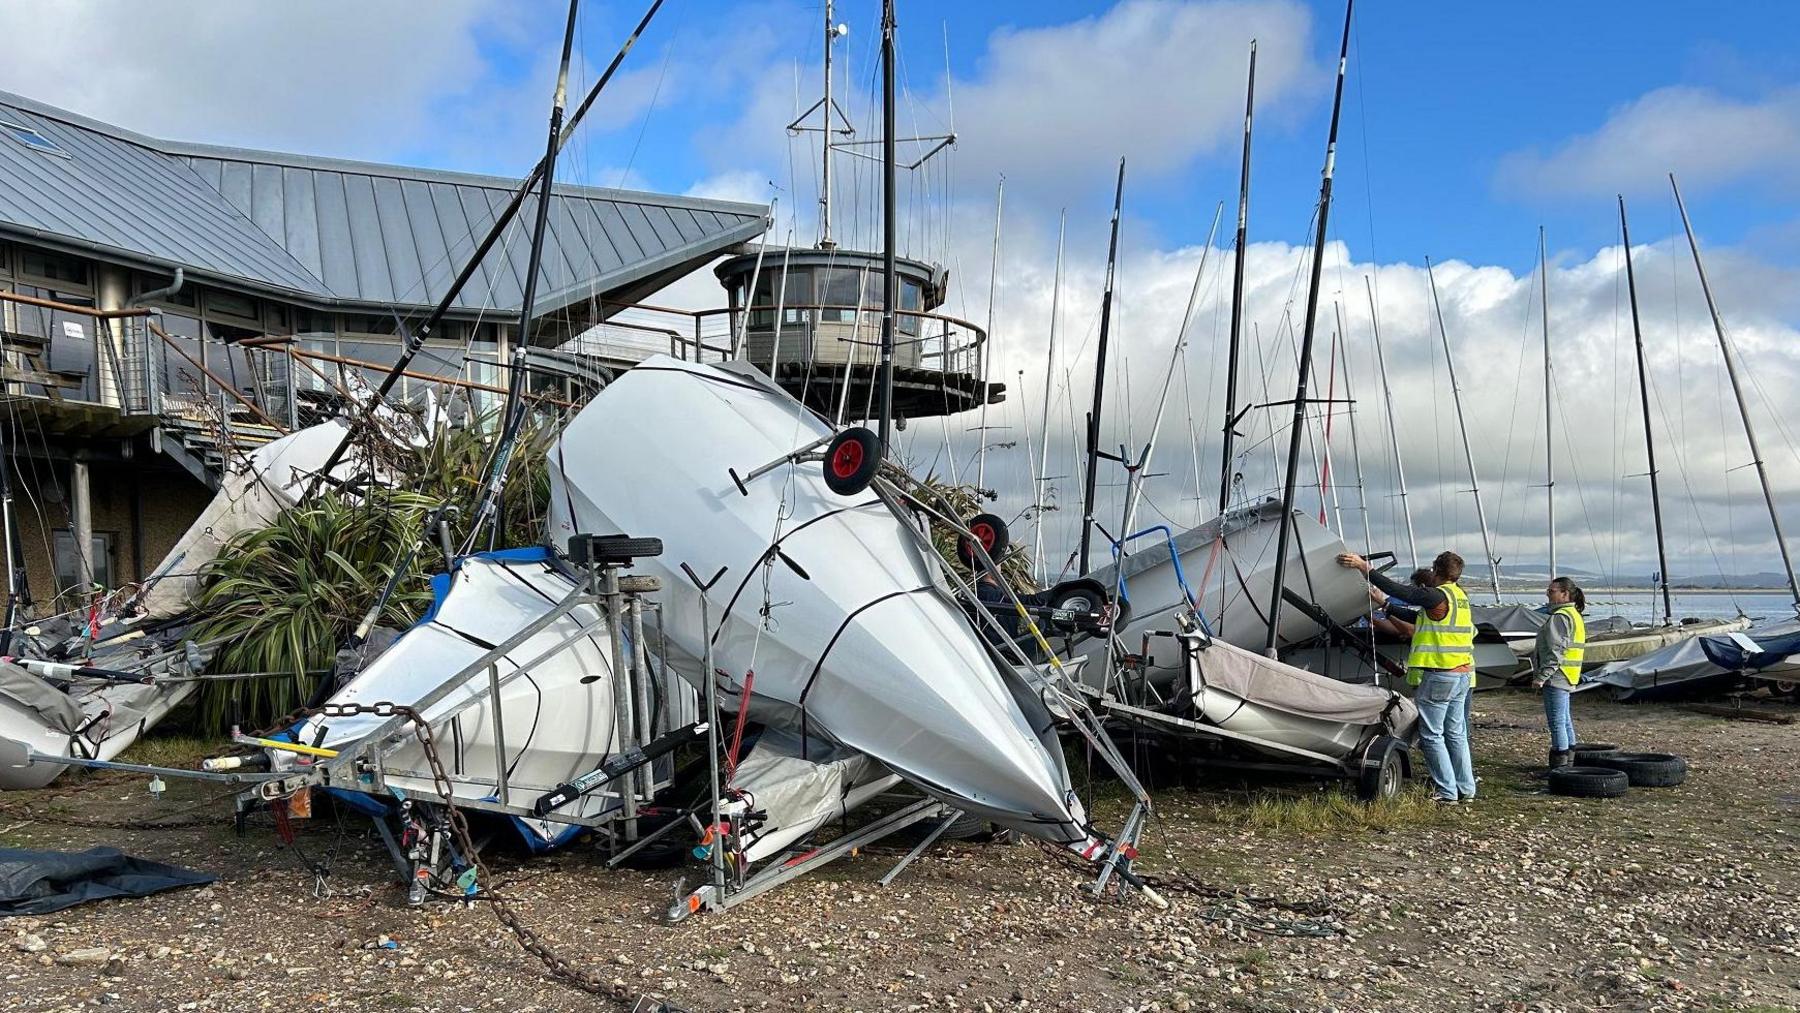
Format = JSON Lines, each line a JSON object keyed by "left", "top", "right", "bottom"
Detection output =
{"left": 1533, "top": 577, "right": 1587, "bottom": 770}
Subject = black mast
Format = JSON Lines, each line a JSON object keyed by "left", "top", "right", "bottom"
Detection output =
{"left": 1618, "top": 196, "right": 1675, "bottom": 627}
{"left": 464, "top": 0, "right": 584, "bottom": 546}
{"left": 876, "top": 0, "right": 898, "bottom": 451}
{"left": 1218, "top": 40, "right": 1257, "bottom": 515}
{"left": 303, "top": 0, "right": 666, "bottom": 501}
{"left": 1263, "top": 0, "right": 1354, "bottom": 656}
{"left": 1077, "top": 158, "right": 1126, "bottom": 575}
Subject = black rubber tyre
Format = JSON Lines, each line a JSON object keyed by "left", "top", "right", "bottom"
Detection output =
{"left": 1590, "top": 751, "right": 1687, "bottom": 788}
{"left": 1045, "top": 578, "right": 1110, "bottom": 616}
{"left": 822, "top": 427, "right": 882, "bottom": 496}
{"left": 1547, "top": 765, "right": 1629, "bottom": 799}
{"left": 1357, "top": 735, "right": 1407, "bottom": 802}
{"left": 571, "top": 534, "right": 664, "bottom": 564}
{"left": 1765, "top": 677, "right": 1799, "bottom": 698}
{"left": 956, "top": 513, "right": 1010, "bottom": 568}
{"left": 1572, "top": 742, "right": 1621, "bottom": 764}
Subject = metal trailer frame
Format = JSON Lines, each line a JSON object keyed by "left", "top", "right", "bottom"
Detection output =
{"left": 242, "top": 549, "right": 684, "bottom": 884}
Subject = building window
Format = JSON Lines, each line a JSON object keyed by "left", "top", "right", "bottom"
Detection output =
{"left": 18, "top": 249, "right": 90, "bottom": 288}
{"left": 2, "top": 121, "right": 70, "bottom": 158}
{"left": 204, "top": 289, "right": 260, "bottom": 325}
{"left": 53, "top": 530, "right": 113, "bottom": 592}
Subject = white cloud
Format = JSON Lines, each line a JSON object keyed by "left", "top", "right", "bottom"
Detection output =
{"left": 1496, "top": 85, "right": 1800, "bottom": 198}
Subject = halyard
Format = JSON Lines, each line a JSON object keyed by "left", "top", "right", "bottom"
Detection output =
{"left": 2, "top": 690, "right": 1797, "bottom": 1013}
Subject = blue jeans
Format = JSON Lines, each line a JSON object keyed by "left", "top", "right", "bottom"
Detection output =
{"left": 1415, "top": 671, "right": 1476, "bottom": 799}
{"left": 1542, "top": 685, "right": 1577, "bottom": 751}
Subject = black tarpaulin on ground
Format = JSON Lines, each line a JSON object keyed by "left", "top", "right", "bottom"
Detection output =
{"left": 0, "top": 846, "right": 214, "bottom": 916}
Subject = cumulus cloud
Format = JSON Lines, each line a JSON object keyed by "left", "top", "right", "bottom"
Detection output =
{"left": 1496, "top": 85, "right": 1800, "bottom": 199}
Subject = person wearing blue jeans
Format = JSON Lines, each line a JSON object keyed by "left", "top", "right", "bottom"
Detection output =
{"left": 1414, "top": 669, "right": 1476, "bottom": 802}
{"left": 1533, "top": 577, "right": 1588, "bottom": 769}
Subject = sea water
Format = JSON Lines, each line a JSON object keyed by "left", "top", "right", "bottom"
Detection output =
{"left": 1498, "top": 591, "right": 1797, "bottom": 626}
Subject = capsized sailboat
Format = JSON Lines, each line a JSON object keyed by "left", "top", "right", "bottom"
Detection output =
{"left": 546, "top": 356, "right": 1100, "bottom": 849}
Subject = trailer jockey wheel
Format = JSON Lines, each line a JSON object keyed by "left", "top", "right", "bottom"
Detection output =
{"left": 956, "top": 513, "right": 1010, "bottom": 569}
{"left": 823, "top": 427, "right": 882, "bottom": 496}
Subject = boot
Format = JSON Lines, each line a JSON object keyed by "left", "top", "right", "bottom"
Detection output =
{"left": 1549, "top": 749, "right": 1573, "bottom": 770}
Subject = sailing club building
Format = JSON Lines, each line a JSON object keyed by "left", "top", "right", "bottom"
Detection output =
{"left": 0, "top": 88, "right": 770, "bottom": 617}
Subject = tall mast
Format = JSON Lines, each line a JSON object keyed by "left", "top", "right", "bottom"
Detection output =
{"left": 1335, "top": 301, "right": 1373, "bottom": 552}
{"left": 1077, "top": 158, "right": 1127, "bottom": 575}
{"left": 819, "top": 0, "right": 839, "bottom": 247}
{"left": 1219, "top": 40, "right": 1258, "bottom": 515}
{"left": 1671, "top": 175, "right": 1800, "bottom": 614}
{"left": 1364, "top": 275, "right": 1416, "bottom": 565}
{"left": 1263, "top": 0, "right": 1353, "bottom": 656}
{"left": 303, "top": 0, "right": 665, "bottom": 501}
{"left": 465, "top": 0, "right": 584, "bottom": 547}
{"left": 875, "top": 0, "right": 898, "bottom": 450}
{"left": 1540, "top": 226, "right": 1556, "bottom": 578}
{"left": 1317, "top": 333, "right": 1342, "bottom": 532}
{"left": 1618, "top": 197, "right": 1675, "bottom": 625}
{"left": 1033, "top": 213, "right": 1065, "bottom": 580}
{"left": 976, "top": 177, "right": 1004, "bottom": 488}
{"left": 1426, "top": 258, "right": 1502, "bottom": 601}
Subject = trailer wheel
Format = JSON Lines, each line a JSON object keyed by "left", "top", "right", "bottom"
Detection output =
{"left": 823, "top": 427, "right": 882, "bottom": 496}
{"left": 1357, "top": 735, "right": 1407, "bottom": 802}
{"left": 956, "top": 513, "right": 1010, "bottom": 568}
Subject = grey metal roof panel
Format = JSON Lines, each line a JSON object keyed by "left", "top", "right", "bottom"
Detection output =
{"left": 0, "top": 88, "right": 770, "bottom": 317}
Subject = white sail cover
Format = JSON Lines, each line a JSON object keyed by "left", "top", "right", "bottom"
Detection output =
{"left": 547, "top": 357, "right": 1093, "bottom": 846}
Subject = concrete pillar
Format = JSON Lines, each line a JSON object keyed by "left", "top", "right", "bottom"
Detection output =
{"left": 94, "top": 265, "right": 131, "bottom": 410}
{"left": 70, "top": 455, "right": 93, "bottom": 590}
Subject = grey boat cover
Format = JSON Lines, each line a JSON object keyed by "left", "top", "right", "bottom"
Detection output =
{"left": 1195, "top": 638, "right": 1417, "bottom": 738}
{"left": 1468, "top": 605, "right": 1634, "bottom": 639}
{"left": 1585, "top": 623, "right": 1800, "bottom": 700}
{"left": 0, "top": 846, "right": 213, "bottom": 915}
{"left": 0, "top": 663, "right": 84, "bottom": 734}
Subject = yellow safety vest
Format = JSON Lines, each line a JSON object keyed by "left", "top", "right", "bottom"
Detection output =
{"left": 1407, "top": 581, "right": 1475, "bottom": 676}
{"left": 1555, "top": 603, "right": 1586, "bottom": 685}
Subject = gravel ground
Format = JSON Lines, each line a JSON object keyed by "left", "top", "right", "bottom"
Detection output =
{"left": 2, "top": 690, "right": 1798, "bottom": 1012}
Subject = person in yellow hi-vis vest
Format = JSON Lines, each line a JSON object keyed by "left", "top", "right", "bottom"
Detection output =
{"left": 1532, "top": 576, "right": 1588, "bottom": 771}
{"left": 1339, "top": 550, "right": 1477, "bottom": 804}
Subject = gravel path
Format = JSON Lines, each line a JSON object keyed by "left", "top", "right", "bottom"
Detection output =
{"left": 3, "top": 691, "right": 1797, "bottom": 1012}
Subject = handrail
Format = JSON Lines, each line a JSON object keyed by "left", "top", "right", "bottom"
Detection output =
{"left": 145, "top": 321, "right": 288, "bottom": 433}
{"left": 245, "top": 338, "right": 579, "bottom": 409}
{"left": 0, "top": 289, "right": 152, "bottom": 321}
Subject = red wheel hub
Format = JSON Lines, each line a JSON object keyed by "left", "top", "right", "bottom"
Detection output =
{"left": 830, "top": 439, "right": 864, "bottom": 479}
{"left": 973, "top": 523, "right": 995, "bottom": 550}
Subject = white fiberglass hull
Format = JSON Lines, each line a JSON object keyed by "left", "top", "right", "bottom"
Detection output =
{"left": 547, "top": 357, "right": 1091, "bottom": 846}
{"left": 296, "top": 551, "right": 623, "bottom": 847}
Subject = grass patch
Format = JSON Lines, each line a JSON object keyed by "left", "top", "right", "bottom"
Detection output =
{"left": 1206, "top": 787, "right": 1459, "bottom": 835}
{"left": 117, "top": 733, "right": 222, "bottom": 770}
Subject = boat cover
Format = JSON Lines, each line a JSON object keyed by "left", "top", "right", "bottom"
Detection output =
{"left": 1193, "top": 637, "right": 1417, "bottom": 738}
{"left": 546, "top": 356, "right": 1093, "bottom": 846}
{"left": 1469, "top": 605, "right": 1634, "bottom": 639}
{"left": 731, "top": 729, "right": 899, "bottom": 863}
{"left": 1585, "top": 624, "right": 1800, "bottom": 700}
{"left": 0, "top": 846, "right": 213, "bottom": 916}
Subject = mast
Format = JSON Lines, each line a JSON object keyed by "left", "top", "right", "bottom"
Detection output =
{"left": 1263, "top": 0, "right": 1353, "bottom": 656}
{"left": 1426, "top": 258, "right": 1503, "bottom": 601}
{"left": 303, "top": 0, "right": 665, "bottom": 501}
{"left": 1033, "top": 213, "right": 1065, "bottom": 580}
{"left": 976, "top": 177, "right": 1004, "bottom": 488}
{"left": 1539, "top": 226, "right": 1556, "bottom": 578}
{"left": 1670, "top": 175, "right": 1800, "bottom": 614}
{"left": 1077, "top": 158, "right": 1127, "bottom": 575}
{"left": 875, "top": 0, "right": 898, "bottom": 450}
{"left": 1317, "top": 333, "right": 1342, "bottom": 532}
{"left": 1219, "top": 40, "right": 1258, "bottom": 515}
{"left": 465, "top": 0, "right": 584, "bottom": 547}
{"left": 819, "top": 0, "right": 840, "bottom": 248}
{"left": 0, "top": 424, "right": 18, "bottom": 654}
{"left": 1618, "top": 197, "right": 1676, "bottom": 626}
{"left": 1335, "top": 302, "right": 1373, "bottom": 552}
{"left": 1365, "top": 274, "right": 1416, "bottom": 566}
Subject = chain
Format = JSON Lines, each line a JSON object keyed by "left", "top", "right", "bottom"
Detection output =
{"left": 311, "top": 700, "right": 640, "bottom": 1005}
{"left": 1032, "top": 841, "right": 1343, "bottom": 939}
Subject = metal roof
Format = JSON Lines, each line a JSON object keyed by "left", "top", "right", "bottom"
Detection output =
{"left": 0, "top": 90, "right": 769, "bottom": 320}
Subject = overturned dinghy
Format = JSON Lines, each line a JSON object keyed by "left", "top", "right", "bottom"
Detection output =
{"left": 288, "top": 549, "right": 669, "bottom": 850}
{"left": 0, "top": 656, "right": 203, "bottom": 790}
{"left": 546, "top": 356, "right": 1098, "bottom": 849}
